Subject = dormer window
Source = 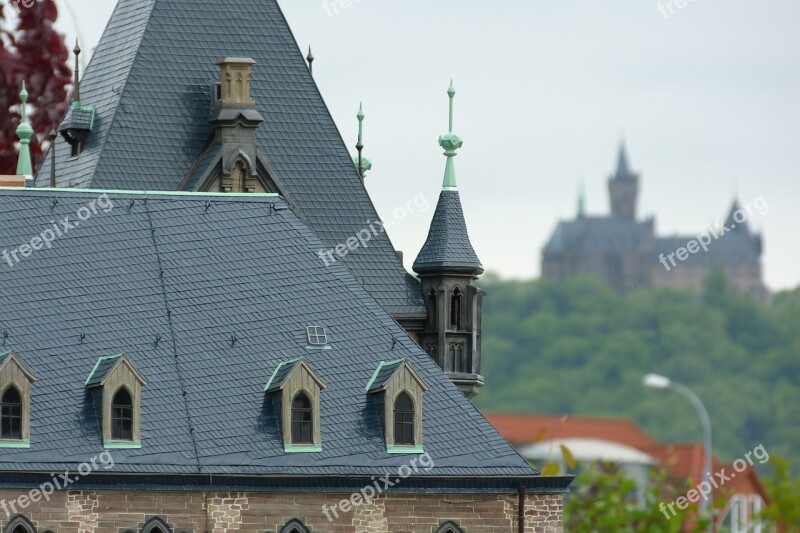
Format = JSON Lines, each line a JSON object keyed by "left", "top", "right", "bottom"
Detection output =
{"left": 111, "top": 388, "right": 134, "bottom": 441}
{"left": 449, "top": 287, "right": 463, "bottom": 330}
{"left": 1, "top": 386, "right": 23, "bottom": 440}
{"left": 264, "top": 358, "right": 326, "bottom": 452}
{"left": 366, "top": 358, "right": 429, "bottom": 453}
{"left": 85, "top": 354, "right": 146, "bottom": 449}
{"left": 306, "top": 326, "right": 328, "bottom": 347}
{"left": 291, "top": 392, "right": 313, "bottom": 444}
{"left": 393, "top": 392, "right": 414, "bottom": 445}
{"left": 0, "top": 351, "right": 37, "bottom": 448}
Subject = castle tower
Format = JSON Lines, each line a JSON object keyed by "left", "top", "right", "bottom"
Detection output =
{"left": 413, "top": 81, "right": 485, "bottom": 398}
{"left": 608, "top": 143, "right": 640, "bottom": 220}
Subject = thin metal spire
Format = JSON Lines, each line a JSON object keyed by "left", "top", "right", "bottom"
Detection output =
{"left": 16, "top": 82, "right": 34, "bottom": 176}
{"left": 306, "top": 46, "right": 315, "bottom": 75}
{"left": 439, "top": 79, "right": 463, "bottom": 189}
{"left": 356, "top": 102, "right": 364, "bottom": 180}
{"left": 49, "top": 130, "right": 57, "bottom": 188}
{"left": 72, "top": 40, "right": 81, "bottom": 105}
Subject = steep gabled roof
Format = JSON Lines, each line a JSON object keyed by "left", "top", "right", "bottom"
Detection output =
{"left": 34, "top": 0, "right": 423, "bottom": 315}
{"left": 0, "top": 189, "right": 529, "bottom": 478}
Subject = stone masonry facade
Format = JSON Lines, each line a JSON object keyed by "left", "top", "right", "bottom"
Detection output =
{"left": 0, "top": 490, "right": 563, "bottom": 533}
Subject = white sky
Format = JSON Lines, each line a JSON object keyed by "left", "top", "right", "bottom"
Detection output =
{"left": 45, "top": 0, "right": 800, "bottom": 291}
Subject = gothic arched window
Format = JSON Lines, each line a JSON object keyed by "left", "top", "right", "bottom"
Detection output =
{"left": 291, "top": 392, "right": 313, "bottom": 444}
{"left": 1, "top": 386, "right": 23, "bottom": 440}
{"left": 449, "top": 287, "right": 463, "bottom": 330}
{"left": 427, "top": 288, "right": 437, "bottom": 328}
{"left": 111, "top": 387, "right": 133, "bottom": 441}
{"left": 393, "top": 392, "right": 415, "bottom": 445}
{"left": 279, "top": 519, "right": 310, "bottom": 533}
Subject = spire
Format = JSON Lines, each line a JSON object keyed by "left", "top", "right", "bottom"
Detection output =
{"left": 614, "top": 142, "right": 634, "bottom": 180}
{"left": 72, "top": 40, "right": 81, "bottom": 107}
{"left": 306, "top": 46, "right": 314, "bottom": 75}
{"left": 352, "top": 102, "right": 372, "bottom": 179}
{"left": 49, "top": 129, "right": 57, "bottom": 188}
{"left": 439, "top": 79, "right": 463, "bottom": 189}
{"left": 577, "top": 181, "right": 586, "bottom": 217}
{"left": 16, "top": 82, "right": 34, "bottom": 176}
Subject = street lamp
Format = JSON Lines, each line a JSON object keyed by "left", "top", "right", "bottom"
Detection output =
{"left": 643, "top": 374, "right": 713, "bottom": 520}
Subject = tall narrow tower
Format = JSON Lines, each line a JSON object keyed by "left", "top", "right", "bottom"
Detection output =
{"left": 608, "top": 143, "right": 640, "bottom": 220}
{"left": 413, "top": 81, "right": 484, "bottom": 398}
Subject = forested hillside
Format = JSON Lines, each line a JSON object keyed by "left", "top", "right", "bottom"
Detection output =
{"left": 475, "top": 271, "right": 800, "bottom": 468}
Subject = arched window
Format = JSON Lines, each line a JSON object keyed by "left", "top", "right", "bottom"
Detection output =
{"left": 111, "top": 388, "right": 134, "bottom": 441}
{"left": 393, "top": 392, "right": 414, "bottom": 446}
{"left": 4, "top": 516, "right": 36, "bottom": 533}
{"left": 449, "top": 287, "right": 463, "bottom": 330}
{"left": 427, "top": 288, "right": 437, "bottom": 328}
{"left": 435, "top": 521, "right": 465, "bottom": 533}
{"left": 279, "top": 519, "right": 310, "bottom": 533}
{"left": 291, "top": 392, "right": 313, "bottom": 444}
{"left": 1, "top": 386, "right": 23, "bottom": 440}
{"left": 140, "top": 517, "right": 171, "bottom": 533}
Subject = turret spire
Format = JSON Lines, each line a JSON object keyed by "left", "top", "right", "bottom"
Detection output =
{"left": 352, "top": 102, "right": 372, "bottom": 179}
{"left": 306, "top": 46, "right": 314, "bottom": 75}
{"left": 578, "top": 180, "right": 586, "bottom": 217}
{"left": 16, "top": 82, "right": 34, "bottom": 176}
{"left": 72, "top": 40, "right": 81, "bottom": 107}
{"left": 439, "top": 79, "right": 463, "bottom": 189}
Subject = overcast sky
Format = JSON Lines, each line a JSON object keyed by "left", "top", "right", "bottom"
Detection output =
{"left": 46, "top": 0, "right": 800, "bottom": 291}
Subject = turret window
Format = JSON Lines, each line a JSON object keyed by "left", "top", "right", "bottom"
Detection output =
{"left": 111, "top": 388, "right": 134, "bottom": 441}
{"left": 1, "top": 386, "right": 22, "bottom": 440}
{"left": 291, "top": 392, "right": 313, "bottom": 444}
{"left": 393, "top": 392, "right": 415, "bottom": 445}
{"left": 450, "top": 287, "right": 463, "bottom": 330}
{"left": 427, "top": 288, "right": 438, "bottom": 328}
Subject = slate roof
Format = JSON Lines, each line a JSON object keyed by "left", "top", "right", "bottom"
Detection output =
{"left": 365, "top": 359, "right": 405, "bottom": 392}
{"left": 263, "top": 358, "right": 302, "bottom": 392}
{"left": 413, "top": 190, "right": 483, "bottom": 274}
{"left": 0, "top": 189, "right": 532, "bottom": 478}
{"left": 654, "top": 235, "right": 760, "bottom": 266}
{"left": 544, "top": 216, "right": 654, "bottom": 254}
{"left": 84, "top": 354, "right": 124, "bottom": 387}
{"left": 34, "top": 0, "right": 423, "bottom": 315}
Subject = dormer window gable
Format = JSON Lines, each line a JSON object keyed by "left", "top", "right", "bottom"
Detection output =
{"left": 85, "top": 354, "right": 146, "bottom": 449}
{"left": 366, "top": 358, "right": 429, "bottom": 454}
{"left": 264, "top": 358, "right": 326, "bottom": 453}
{"left": 0, "top": 351, "right": 37, "bottom": 448}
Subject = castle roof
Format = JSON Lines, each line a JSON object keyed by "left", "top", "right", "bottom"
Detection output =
{"left": 413, "top": 190, "right": 483, "bottom": 274}
{"left": 34, "top": 0, "right": 422, "bottom": 315}
{"left": 544, "top": 216, "right": 654, "bottom": 255}
{"left": 0, "top": 188, "right": 541, "bottom": 483}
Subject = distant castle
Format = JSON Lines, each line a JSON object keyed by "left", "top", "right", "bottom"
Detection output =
{"left": 542, "top": 144, "right": 768, "bottom": 300}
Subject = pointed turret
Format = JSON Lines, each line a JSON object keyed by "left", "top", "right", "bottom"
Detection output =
{"left": 413, "top": 81, "right": 484, "bottom": 399}
{"left": 608, "top": 141, "right": 640, "bottom": 220}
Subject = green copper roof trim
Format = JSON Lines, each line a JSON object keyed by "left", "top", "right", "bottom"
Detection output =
{"left": 16, "top": 82, "right": 34, "bottom": 176}
{"left": 364, "top": 358, "right": 405, "bottom": 391}
{"left": 438, "top": 79, "right": 463, "bottom": 189}
{"left": 264, "top": 357, "right": 302, "bottom": 391}
{"left": 0, "top": 188, "right": 281, "bottom": 198}
{"left": 104, "top": 440, "right": 141, "bottom": 449}
{"left": 387, "top": 444, "right": 424, "bottom": 454}
{"left": 85, "top": 353, "right": 124, "bottom": 386}
{"left": 284, "top": 443, "right": 322, "bottom": 453}
{"left": 0, "top": 439, "right": 30, "bottom": 449}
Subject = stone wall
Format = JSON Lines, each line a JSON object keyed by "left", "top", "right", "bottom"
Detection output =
{"left": 0, "top": 490, "right": 563, "bottom": 533}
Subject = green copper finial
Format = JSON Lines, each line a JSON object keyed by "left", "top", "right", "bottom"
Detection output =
{"left": 357, "top": 102, "right": 365, "bottom": 144}
{"left": 438, "top": 79, "right": 463, "bottom": 188}
{"left": 354, "top": 102, "right": 371, "bottom": 179}
{"left": 16, "top": 82, "right": 34, "bottom": 176}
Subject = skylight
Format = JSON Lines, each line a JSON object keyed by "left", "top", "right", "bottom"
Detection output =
{"left": 306, "top": 326, "right": 328, "bottom": 346}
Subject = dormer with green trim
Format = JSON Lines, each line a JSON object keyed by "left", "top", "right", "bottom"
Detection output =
{"left": 265, "top": 358, "right": 326, "bottom": 453}
{"left": 0, "top": 351, "right": 37, "bottom": 448}
{"left": 59, "top": 42, "right": 95, "bottom": 158}
{"left": 366, "top": 358, "right": 428, "bottom": 454}
{"left": 85, "top": 353, "right": 147, "bottom": 449}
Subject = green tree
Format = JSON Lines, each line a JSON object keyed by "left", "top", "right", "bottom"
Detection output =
{"left": 759, "top": 455, "right": 800, "bottom": 532}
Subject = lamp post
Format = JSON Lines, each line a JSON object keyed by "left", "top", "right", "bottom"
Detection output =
{"left": 644, "top": 374, "right": 713, "bottom": 522}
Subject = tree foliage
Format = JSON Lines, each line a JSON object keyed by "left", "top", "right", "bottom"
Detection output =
{"left": 759, "top": 455, "right": 800, "bottom": 531}
{"left": 475, "top": 273, "right": 800, "bottom": 469}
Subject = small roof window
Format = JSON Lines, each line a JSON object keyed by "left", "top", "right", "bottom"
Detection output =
{"left": 306, "top": 326, "right": 327, "bottom": 346}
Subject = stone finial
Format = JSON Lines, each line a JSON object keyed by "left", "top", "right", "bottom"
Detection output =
{"left": 217, "top": 58, "right": 257, "bottom": 106}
